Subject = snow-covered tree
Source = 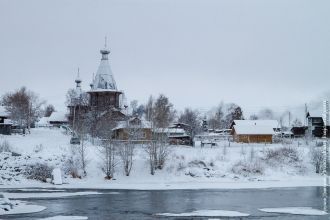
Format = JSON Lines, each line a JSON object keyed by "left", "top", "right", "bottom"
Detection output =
{"left": 144, "top": 94, "right": 175, "bottom": 174}
{"left": 257, "top": 108, "right": 275, "bottom": 120}
{"left": 44, "top": 104, "right": 55, "bottom": 117}
{"left": 224, "top": 103, "right": 244, "bottom": 128}
{"left": 249, "top": 114, "right": 258, "bottom": 120}
{"left": 178, "top": 108, "right": 202, "bottom": 138}
{"left": 95, "top": 112, "right": 119, "bottom": 179}
{"left": 152, "top": 94, "right": 176, "bottom": 128}
{"left": 1, "top": 87, "right": 44, "bottom": 133}
{"left": 208, "top": 103, "right": 225, "bottom": 129}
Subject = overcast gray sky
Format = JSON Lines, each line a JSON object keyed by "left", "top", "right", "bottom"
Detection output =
{"left": 0, "top": 0, "right": 329, "bottom": 117}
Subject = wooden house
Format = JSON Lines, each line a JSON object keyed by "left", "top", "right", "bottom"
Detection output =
{"left": 231, "top": 120, "right": 277, "bottom": 143}
{"left": 291, "top": 126, "right": 307, "bottom": 138}
{"left": 0, "top": 106, "right": 12, "bottom": 135}
{"left": 154, "top": 127, "right": 191, "bottom": 145}
{"left": 48, "top": 112, "right": 68, "bottom": 127}
{"left": 307, "top": 116, "right": 325, "bottom": 138}
{"left": 112, "top": 117, "right": 152, "bottom": 142}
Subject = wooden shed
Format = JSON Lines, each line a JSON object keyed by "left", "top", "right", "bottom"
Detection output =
{"left": 0, "top": 106, "right": 12, "bottom": 135}
{"left": 232, "top": 122, "right": 275, "bottom": 143}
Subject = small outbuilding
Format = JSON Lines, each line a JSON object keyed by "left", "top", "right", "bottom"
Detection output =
{"left": 48, "top": 112, "right": 68, "bottom": 127}
{"left": 0, "top": 106, "right": 12, "bottom": 135}
{"left": 231, "top": 120, "right": 276, "bottom": 143}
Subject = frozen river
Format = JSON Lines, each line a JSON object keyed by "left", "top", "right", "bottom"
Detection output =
{"left": 1, "top": 187, "right": 329, "bottom": 219}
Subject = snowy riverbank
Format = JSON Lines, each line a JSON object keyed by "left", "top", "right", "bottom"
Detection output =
{"left": 0, "top": 128, "right": 325, "bottom": 190}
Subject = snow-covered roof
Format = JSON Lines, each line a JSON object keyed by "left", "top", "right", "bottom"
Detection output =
{"left": 90, "top": 48, "right": 118, "bottom": 92}
{"left": 0, "top": 106, "right": 9, "bottom": 117}
{"left": 88, "top": 89, "right": 122, "bottom": 93}
{"left": 36, "top": 116, "right": 50, "bottom": 125}
{"left": 154, "top": 128, "right": 186, "bottom": 134}
{"left": 233, "top": 120, "right": 280, "bottom": 129}
{"left": 113, "top": 118, "right": 151, "bottom": 130}
{"left": 233, "top": 124, "right": 275, "bottom": 135}
{"left": 48, "top": 112, "right": 68, "bottom": 122}
{"left": 1, "top": 119, "right": 12, "bottom": 125}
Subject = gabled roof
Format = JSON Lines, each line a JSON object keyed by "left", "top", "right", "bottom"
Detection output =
{"left": 36, "top": 116, "right": 50, "bottom": 126}
{"left": 233, "top": 124, "right": 275, "bottom": 135}
{"left": 113, "top": 118, "right": 151, "bottom": 130}
{"left": 0, "top": 106, "right": 9, "bottom": 117}
{"left": 48, "top": 112, "right": 68, "bottom": 122}
{"left": 154, "top": 128, "right": 186, "bottom": 134}
{"left": 232, "top": 120, "right": 280, "bottom": 129}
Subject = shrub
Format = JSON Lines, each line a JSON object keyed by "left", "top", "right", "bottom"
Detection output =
{"left": 63, "top": 157, "right": 81, "bottom": 179}
{"left": 24, "top": 163, "right": 53, "bottom": 182}
{"left": 0, "top": 140, "right": 12, "bottom": 153}
{"left": 264, "top": 147, "right": 301, "bottom": 165}
{"left": 231, "top": 159, "right": 264, "bottom": 177}
{"left": 310, "top": 147, "right": 327, "bottom": 174}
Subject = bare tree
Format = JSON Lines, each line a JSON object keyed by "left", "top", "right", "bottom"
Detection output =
{"left": 66, "top": 88, "right": 89, "bottom": 107}
{"left": 208, "top": 103, "right": 225, "bottom": 130}
{"left": 118, "top": 117, "right": 144, "bottom": 176}
{"left": 100, "top": 140, "right": 117, "bottom": 179}
{"left": 44, "top": 104, "right": 55, "bottom": 117}
{"left": 249, "top": 114, "right": 258, "bottom": 120}
{"left": 73, "top": 115, "right": 91, "bottom": 177}
{"left": 145, "top": 95, "right": 154, "bottom": 122}
{"left": 145, "top": 141, "right": 157, "bottom": 175}
{"left": 152, "top": 94, "right": 176, "bottom": 128}
{"left": 2, "top": 87, "right": 44, "bottom": 133}
{"left": 257, "top": 108, "right": 275, "bottom": 120}
{"left": 178, "top": 108, "right": 202, "bottom": 139}
{"left": 224, "top": 103, "right": 244, "bottom": 128}
{"left": 144, "top": 94, "right": 175, "bottom": 174}
{"left": 94, "top": 111, "right": 119, "bottom": 179}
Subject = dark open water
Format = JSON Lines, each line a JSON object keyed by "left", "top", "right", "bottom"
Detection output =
{"left": 0, "top": 187, "right": 329, "bottom": 219}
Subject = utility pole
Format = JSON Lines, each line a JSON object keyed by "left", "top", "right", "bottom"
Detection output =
{"left": 305, "top": 103, "right": 307, "bottom": 126}
{"left": 288, "top": 111, "right": 291, "bottom": 127}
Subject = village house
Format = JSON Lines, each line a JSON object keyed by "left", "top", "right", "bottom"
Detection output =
{"left": 307, "top": 115, "right": 326, "bottom": 138}
{"left": 154, "top": 127, "right": 191, "bottom": 145}
{"left": 231, "top": 120, "right": 279, "bottom": 143}
{"left": 168, "top": 123, "right": 193, "bottom": 145}
{"left": 48, "top": 112, "right": 68, "bottom": 128}
{"left": 0, "top": 106, "right": 12, "bottom": 135}
{"left": 112, "top": 117, "right": 152, "bottom": 142}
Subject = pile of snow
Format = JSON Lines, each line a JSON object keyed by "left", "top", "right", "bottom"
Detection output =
{"left": 156, "top": 210, "right": 250, "bottom": 217}
{"left": 259, "top": 207, "right": 327, "bottom": 216}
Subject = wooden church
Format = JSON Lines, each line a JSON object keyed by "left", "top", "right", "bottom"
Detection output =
{"left": 67, "top": 42, "right": 127, "bottom": 132}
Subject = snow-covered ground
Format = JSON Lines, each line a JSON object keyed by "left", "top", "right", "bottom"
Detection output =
{"left": 0, "top": 128, "right": 325, "bottom": 190}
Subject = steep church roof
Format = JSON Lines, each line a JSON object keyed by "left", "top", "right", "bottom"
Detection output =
{"left": 90, "top": 45, "right": 118, "bottom": 92}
